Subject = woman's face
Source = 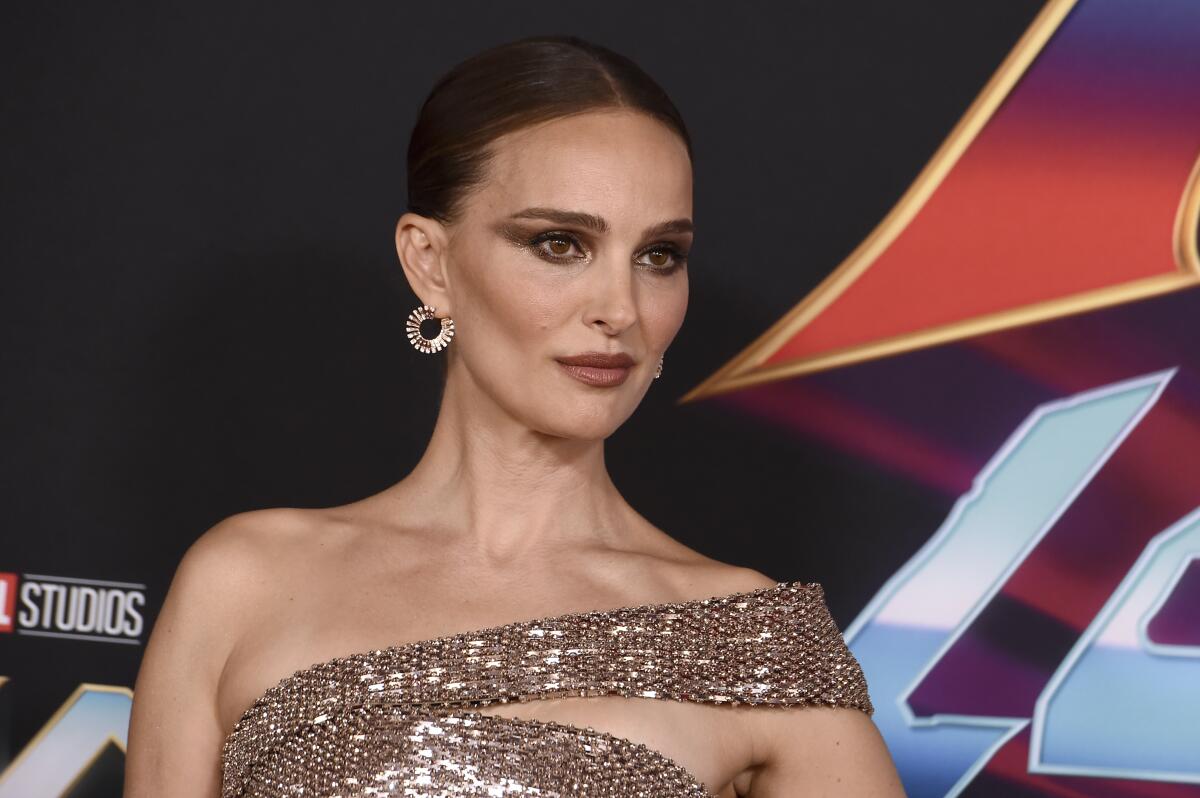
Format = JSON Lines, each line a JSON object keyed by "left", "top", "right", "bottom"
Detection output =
{"left": 412, "top": 109, "right": 692, "bottom": 440}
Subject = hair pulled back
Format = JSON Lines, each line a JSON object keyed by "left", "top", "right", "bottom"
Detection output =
{"left": 407, "top": 35, "right": 693, "bottom": 224}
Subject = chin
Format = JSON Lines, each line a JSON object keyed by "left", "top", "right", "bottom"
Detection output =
{"left": 536, "top": 402, "right": 631, "bottom": 442}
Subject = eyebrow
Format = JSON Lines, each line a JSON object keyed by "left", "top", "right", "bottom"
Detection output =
{"left": 506, "top": 207, "right": 694, "bottom": 238}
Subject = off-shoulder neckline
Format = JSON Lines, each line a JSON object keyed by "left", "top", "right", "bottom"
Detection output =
{"left": 225, "top": 579, "right": 822, "bottom": 740}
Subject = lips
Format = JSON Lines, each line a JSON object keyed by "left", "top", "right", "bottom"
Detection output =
{"left": 555, "top": 352, "right": 636, "bottom": 368}
{"left": 555, "top": 352, "right": 637, "bottom": 387}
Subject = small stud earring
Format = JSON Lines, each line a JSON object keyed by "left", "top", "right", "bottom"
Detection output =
{"left": 406, "top": 304, "right": 455, "bottom": 354}
{"left": 654, "top": 355, "right": 664, "bottom": 379}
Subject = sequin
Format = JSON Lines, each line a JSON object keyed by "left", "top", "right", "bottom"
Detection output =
{"left": 221, "top": 580, "right": 873, "bottom": 797}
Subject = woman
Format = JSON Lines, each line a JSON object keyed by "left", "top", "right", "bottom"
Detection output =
{"left": 125, "top": 34, "right": 905, "bottom": 798}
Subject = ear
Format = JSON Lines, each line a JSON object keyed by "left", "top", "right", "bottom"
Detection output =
{"left": 394, "top": 212, "right": 453, "bottom": 316}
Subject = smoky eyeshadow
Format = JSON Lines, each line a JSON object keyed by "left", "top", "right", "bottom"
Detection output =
{"left": 493, "top": 221, "right": 540, "bottom": 249}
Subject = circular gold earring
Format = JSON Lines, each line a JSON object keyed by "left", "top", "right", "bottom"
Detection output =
{"left": 406, "top": 304, "right": 455, "bottom": 354}
{"left": 654, "top": 355, "right": 664, "bottom": 379}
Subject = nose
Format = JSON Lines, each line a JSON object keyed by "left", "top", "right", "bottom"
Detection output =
{"left": 583, "top": 256, "right": 637, "bottom": 334}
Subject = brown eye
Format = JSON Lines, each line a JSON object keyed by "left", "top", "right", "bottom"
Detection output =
{"left": 635, "top": 244, "right": 688, "bottom": 273}
{"left": 529, "top": 232, "right": 584, "bottom": 261}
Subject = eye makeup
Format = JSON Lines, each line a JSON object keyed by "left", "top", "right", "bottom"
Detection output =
{"left": 493, "top": 222, "right": 689, "bottom": 274}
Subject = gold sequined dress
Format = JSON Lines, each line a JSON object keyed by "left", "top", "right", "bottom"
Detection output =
{"left": 221, "top": 580, "right": 874, "bottom": 797}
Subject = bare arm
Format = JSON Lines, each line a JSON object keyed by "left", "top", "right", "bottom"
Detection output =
{"left": 748, "top": 706, "right": 906, "bottom": 797}
{"left": 124, "top": 514, "right": 263, "bottom": 798}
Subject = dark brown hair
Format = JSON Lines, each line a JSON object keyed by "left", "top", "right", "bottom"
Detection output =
{"left": 406, "top": 34, "right": 693, "bottom": 224}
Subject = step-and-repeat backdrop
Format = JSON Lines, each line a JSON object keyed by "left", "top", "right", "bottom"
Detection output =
{"left": 2, "top": 1, "right": 1197, "bottom": 795}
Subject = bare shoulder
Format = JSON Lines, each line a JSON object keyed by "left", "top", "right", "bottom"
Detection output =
{"left": 185, "top": 506, "right": 320, "bottom": 567}
{"left": 698, "top": 563, "right": 781, "bottom": 597}
{"left": 124, "top": 507, "right": 325, "bottom": 797}
{"left": 648, "top": 548, "right": 782, "bottom": 602}
{"left": 627, "top": 520, "right": 783, "bottom": 601}
{"left": 142, "top": 507, "right": 325, "bottom": 681}
{"left": 164, "top": 510, "right": 294, "bottom": 617}
{"left": 174, "top": 506, "right": 347, "bottom": 639}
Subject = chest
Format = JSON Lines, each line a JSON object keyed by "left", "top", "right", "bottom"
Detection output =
{"left": 218, "top": 605, "right": 761, "bottom": 796}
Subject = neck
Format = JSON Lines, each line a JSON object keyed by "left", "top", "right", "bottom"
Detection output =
{"left": 385, "top": 365, "right": 639, "bottom": 563}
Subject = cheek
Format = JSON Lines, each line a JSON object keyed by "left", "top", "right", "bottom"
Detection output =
{"left": 456, "top": 251, "right": 564, "bottom": 359}
{"left": 640, "top": 278, "right": 689, "bottom": 344}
